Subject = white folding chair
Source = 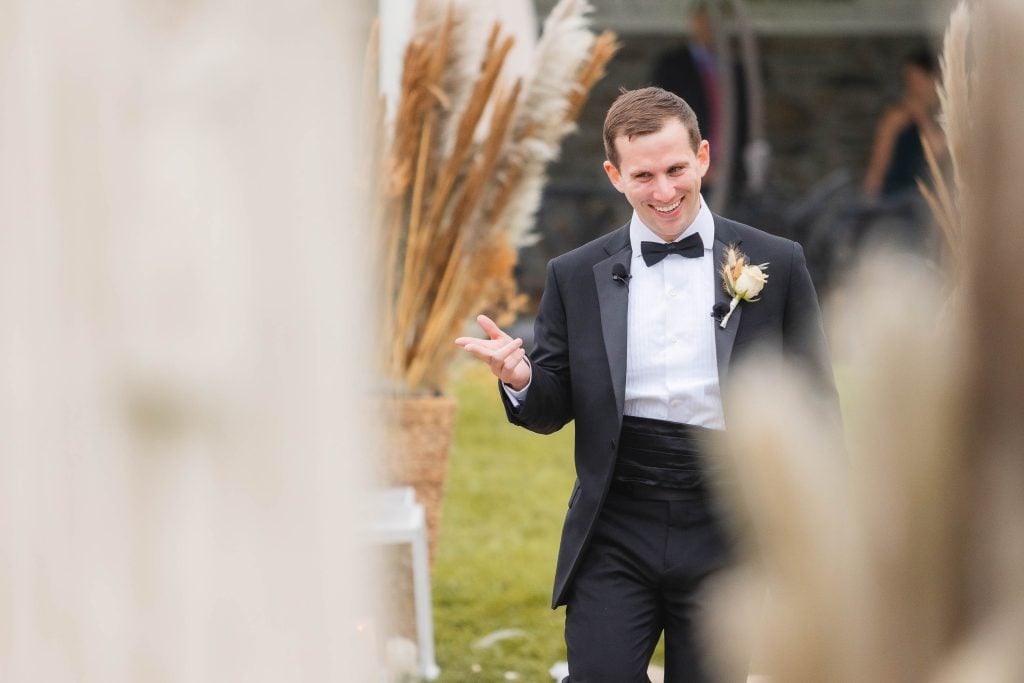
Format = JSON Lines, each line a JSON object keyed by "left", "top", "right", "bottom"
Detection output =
{"left": 364, "top": 487, "right": 440, "bottom": 680}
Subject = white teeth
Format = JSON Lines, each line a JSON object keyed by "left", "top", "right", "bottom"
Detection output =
{"left": 653, "top": 199, "right": 681, "bottom": 213}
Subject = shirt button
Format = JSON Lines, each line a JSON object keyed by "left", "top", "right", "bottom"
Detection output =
{"left": 670, "top": 399, "right": 681, "bottom": 407}
{"left": 669, "top": 336, "right": 678, "bottom": 344}
{"left": 668, "top": 288, "right": 678, "bottom": 298}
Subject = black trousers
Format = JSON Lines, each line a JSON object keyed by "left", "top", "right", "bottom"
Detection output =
{"left": 563, "top": 485, "right": 737, "bottom": 683}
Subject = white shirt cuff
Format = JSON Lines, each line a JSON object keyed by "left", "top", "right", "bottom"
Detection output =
{"left": 502, "top": 378, "right": 530, "bottom": 407}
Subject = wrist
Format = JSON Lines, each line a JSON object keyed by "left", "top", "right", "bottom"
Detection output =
{"left": 504, "top": 361, "right": 531, "bottom": 392}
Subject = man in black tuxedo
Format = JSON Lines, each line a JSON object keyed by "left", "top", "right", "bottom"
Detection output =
{"left": 456, "top": 87, "right": 837, "bottom": 682}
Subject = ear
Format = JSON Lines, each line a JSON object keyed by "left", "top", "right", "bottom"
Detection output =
{"left": 697, "top": 139, "right": 711, "bottom": 178}
{"left": 603, "top": 160, "right": 624, "bottom": 193}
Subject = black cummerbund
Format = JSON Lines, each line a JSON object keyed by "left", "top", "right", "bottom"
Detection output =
{"left": 613, "top": 415, "right": 719, "bottom": 493}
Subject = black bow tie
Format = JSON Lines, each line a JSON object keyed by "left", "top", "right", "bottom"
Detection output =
{"left": 640, "top": 233, "right": 704, "bottom": 266}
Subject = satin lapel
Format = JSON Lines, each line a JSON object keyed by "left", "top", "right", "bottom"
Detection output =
{"left": 593, "top": 228, "right": 632, "bottom": 419}
{"left": 713, "top": 217, "right": 742, "bottom": 388}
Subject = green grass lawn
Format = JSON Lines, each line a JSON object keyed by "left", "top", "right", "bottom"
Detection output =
{"left": 432, "top": 361, "right": 576, "bottom": 681}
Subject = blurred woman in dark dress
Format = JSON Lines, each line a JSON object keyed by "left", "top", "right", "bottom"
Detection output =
{"left": 863, "top": 49, "right": 947, "bottom": 201}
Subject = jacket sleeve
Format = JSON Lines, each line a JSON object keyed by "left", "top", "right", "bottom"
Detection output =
{"left": 782, "top": 242, "right": 843, "bottom": 428}
{"left": 499, "top": 259, "right": 574, "bottom": 434}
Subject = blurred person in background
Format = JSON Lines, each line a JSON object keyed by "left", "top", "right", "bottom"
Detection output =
{"left": 862, "top": 47, "right": 946, "bottom": 203}
{"left": 811, "top": 47, "right": 946, "bottom": 285}
{"left": 651, "top": 1, "right": 749, "bottom": 207}
{"left": 858, "top": 47, "right": 947, "bottom": 255}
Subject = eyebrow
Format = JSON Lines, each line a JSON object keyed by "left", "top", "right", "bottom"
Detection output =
{"left": 629, "top": 161, "right": 688, "bottom": 178}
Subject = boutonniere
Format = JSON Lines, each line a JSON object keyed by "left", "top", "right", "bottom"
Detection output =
{"left": 717, "top": 245, "right": 768, "bottom": 329}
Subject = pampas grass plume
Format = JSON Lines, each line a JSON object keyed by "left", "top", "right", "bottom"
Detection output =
{"left": 378, "top": 0, "right": 617, "bottom": 393}
{"left": 706, "top": 1, "right": 1024, "bottom": 680}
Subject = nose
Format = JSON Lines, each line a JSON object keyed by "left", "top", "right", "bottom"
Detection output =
{"left": 652, "top": 175, "right": 674, "bottom": 202}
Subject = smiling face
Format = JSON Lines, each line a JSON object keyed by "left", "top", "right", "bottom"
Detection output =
{"left": 603, "top": 117, "right": 710, "bottom": 242}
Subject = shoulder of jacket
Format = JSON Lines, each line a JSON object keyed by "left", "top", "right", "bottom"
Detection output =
{"left": 716, "top": 214, "right": 798, "bottom": 252}
{"left": 551, "top": 224, "right": 630, "bottom": 269}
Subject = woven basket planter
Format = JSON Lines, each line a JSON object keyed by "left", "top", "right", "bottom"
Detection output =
{"left": 385, "top": 394, "right": 457, "bottom": 566}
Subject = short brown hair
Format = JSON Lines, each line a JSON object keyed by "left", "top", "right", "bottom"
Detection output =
{"left": 603, "top": 87, "right": 702, "bottom": 168}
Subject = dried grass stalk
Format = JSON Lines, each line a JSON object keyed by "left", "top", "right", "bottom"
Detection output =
{"left": 494, "top": 0, "right": 620, "bottom": 249}
{"left": 392, "top": 28, "right": 515, "bottom": 372}
{"left": 566, "top": 31, "right": 620, "bottom": 123}
{"left": 705, "top": 2, "right": 1024, "bottom": 680}
{"left": 962, "top": 2, "right": 1024, "bottom": 660}
{"left": 917, "top": 135, "right": 961, "bottom": 268}
{"left": 925, "top": 2, "right": 971, "bottom": 271}
{"left": 711, "top": 255, "right": 968, "bottom": 682}
{"left": 937, "top": 3, "right": 971, "bottom": 204}
{"left": 405, "top": 82, "right": 523, "bottom": 389}
{"left": 375, "top": 0, "right": 616, "bottom": 394}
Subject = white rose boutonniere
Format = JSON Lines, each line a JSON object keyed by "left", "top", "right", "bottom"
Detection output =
{"left": 719, "top": 244, "right": 768, "bottom": 329}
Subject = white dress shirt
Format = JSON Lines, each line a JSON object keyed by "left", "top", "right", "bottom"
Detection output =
{"left": 625, "top": 196, "right": 724, "bottom": 429}
{"left": 505, "top": 195, "right": 724, "bottom": 429}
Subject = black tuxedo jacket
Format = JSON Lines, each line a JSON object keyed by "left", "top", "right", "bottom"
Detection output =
{"left": 501, "top": 215, "right": 837, "bottom": 608}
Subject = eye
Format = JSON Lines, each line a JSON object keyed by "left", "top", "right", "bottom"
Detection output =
{"left": 668, "top": 165, "right": 686, "bottom": 175}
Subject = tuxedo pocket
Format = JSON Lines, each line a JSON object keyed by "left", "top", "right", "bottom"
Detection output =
{"left": 568, "top": 480, "right": 581, "bottom": 508}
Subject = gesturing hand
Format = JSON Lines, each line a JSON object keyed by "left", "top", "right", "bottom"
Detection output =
{"left": 454, "top": 315, "right": 532, "bottom": 391}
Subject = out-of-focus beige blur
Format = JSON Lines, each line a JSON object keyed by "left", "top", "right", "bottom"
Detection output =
{"left": 706, "top": 1, "right": 1024, "bottom": 681}
{"left": 0, "top": 1, "right": 376, "bottom": 680}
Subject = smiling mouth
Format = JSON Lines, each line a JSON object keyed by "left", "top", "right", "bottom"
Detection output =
{"left": 652, "top": 199, "right": 682, "bottom": 213}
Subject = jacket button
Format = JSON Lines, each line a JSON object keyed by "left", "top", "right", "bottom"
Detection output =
{"left": 610, "top": 439, "right": 617, "bottom": 450}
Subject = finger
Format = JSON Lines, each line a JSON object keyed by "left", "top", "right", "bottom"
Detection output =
{"left": 477, "top": 314, "right": 511, "bottom": 342}
{"left": 501, "top": 347, "right": 526, "bottom": 373}
{"left": 458, "top": 342, "right": 496, "bottom": 364}
{"left": 488, "top": 339, "right": 522, "bottom": 375}
{"left": 456, "top": 333, "right": 499, "bottom": 347}
{"left": 488, "top": 337, "right": 522, "bottom": 368}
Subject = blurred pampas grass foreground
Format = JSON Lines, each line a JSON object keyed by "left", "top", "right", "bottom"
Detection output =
{"left": 706, "top": 1, "right": 1024, "bottom": 680}
{"left": 371, "top": 0, "right": 618, "bottom": 394}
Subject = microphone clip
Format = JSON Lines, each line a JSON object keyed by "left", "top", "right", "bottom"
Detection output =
{"left": 611, "top": 263, "right": 631, "bottom": 287}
